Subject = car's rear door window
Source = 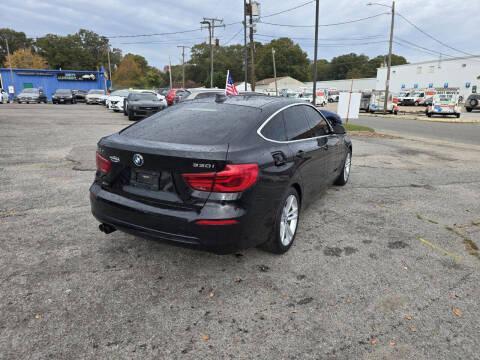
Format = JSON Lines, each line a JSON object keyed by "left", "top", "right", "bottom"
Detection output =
{"left": 301, "top": 106, "right": 331, "bottom": 137}
{"left": 261, "top": 112, "right": 286, "bottom": 141}
{"left": 283, "top": 106, "right": 314, "bottom": 141}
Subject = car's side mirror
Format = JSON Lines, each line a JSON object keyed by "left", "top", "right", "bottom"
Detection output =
{"left": 333, "top": 124, "right": 346, "bottom": 134}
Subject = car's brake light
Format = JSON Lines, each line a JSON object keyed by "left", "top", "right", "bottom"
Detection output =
{"left": 96, "top": 152, "right": 112, "bottom": 174}
{"left": 182, "top": 164, "right": 259, "bottom": 193}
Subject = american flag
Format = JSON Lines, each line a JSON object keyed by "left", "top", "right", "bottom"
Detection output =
{"left": 225, "top": 70, "right": 239, "bottom": 96}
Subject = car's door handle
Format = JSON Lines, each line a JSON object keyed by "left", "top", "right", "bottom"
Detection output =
{"left": 317, "top": 138, "right": 328, "bottom": 150}
{"left": 295, "top": 150, "right": 306, "bottom": 159}
{"left": 271, "top": 151, "right": 286, "bottom": 166}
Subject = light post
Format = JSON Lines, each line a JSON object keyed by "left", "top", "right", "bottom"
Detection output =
{"left": 367, "top": 1, "right": 395, "bottom": 115}
{"left": 312, "top": 0, "right": 320, "bottom": 105}
{"left": 272, "top": 48, "right": 278, "bottom": 96}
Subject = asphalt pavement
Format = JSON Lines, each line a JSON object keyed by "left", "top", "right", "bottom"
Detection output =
{"left": 354, "top": 115, "right": 480, "bottom": 146}
{"left": 1, "top": 104, "right": 479, "bottom": 359}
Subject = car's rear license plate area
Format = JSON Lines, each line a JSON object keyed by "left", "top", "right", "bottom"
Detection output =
{"left": 130, "top": 169, "right": 160, "bottom": 190}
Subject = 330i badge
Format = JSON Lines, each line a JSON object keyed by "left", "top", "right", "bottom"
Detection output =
{"left": 90, "top": 95, "right": 352, "bottom": 254}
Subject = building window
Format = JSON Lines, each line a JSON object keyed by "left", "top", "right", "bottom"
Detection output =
{"left": 417, "top": 66, "right": 422, "bottom": 74}
{"left": 428, "top": 66, "right": 434, "bottom": 73}
{"left": 392, "top": 70, "right": 396, "bottom": 74}
{"left": 462, "top": 64, "right": 467, "bottom": 68}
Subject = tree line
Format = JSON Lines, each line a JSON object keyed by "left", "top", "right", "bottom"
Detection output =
{"left": 0, "top": 28, "right": 408, "bottom": 89}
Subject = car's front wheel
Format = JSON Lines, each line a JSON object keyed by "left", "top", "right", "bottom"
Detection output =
{"left": 335, "top": 150, "right": 352, "bottom": 186}
{"left": 128, "top": 110, "right": 135, "bottom": 121}
{"left": 262, "top": 188, "right": 300, "bottom": 254}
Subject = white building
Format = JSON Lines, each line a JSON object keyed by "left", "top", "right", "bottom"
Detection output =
{"left": 256, "top": 76, "right": 306, "bottom": 94}
{"left": 305, "top": 78, "right": 377, "bottom": 92}
{"left": 376, "top": 56, "right": 480, "bottom": 99}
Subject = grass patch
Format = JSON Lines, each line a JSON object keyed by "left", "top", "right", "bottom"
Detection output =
{"left": 345, "top": 123, "right": 375, "bottom": 132}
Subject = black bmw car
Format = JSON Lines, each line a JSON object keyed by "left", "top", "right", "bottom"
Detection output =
{"left": 90, "top": 95, "right": 352, "bottom": 254}
{"left": 124, "top": 92, "right": 166, "bottom": 121}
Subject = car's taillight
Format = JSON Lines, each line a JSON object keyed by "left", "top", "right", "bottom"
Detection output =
{"left": 182, "top": 164, "right": 258, "bottom": 193}
{"left": 96, "top": 152, "right": 111, "bottom": 174}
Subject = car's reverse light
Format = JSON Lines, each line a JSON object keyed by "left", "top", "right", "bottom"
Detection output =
{"left": 182, "top": 164, "right": 259, "bottom": 193}
{"left": 96, "top": 152, "right": 112, "bottom": 174}
{"left": 196, "top": 219, "right": 239, "bottom": 226}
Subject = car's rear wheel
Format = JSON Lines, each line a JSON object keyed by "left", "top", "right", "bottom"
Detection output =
{"left": 466, "top": 107, "right": 472, "bottom": 112}
{"left": 262, "top": 188, "right": 300, "bottom": 254}
{"left": 335, "top": 150, "right": 352, "bottom": 186}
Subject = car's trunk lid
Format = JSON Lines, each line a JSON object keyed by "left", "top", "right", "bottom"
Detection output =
{"left": 97, "top": 133, "right": 228, "bottom": 210}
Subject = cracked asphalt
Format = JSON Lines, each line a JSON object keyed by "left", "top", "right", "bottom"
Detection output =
{"left": 1, "top": 103, "right": 479, "bottom": 359}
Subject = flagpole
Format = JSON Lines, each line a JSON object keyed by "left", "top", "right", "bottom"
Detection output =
{"left": 225, "top": 70, "right": 229, "bottom": 95}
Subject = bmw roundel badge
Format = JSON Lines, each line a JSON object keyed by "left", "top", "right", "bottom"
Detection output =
{"left": 133, "top": 153, "right": 144, "bottom": 167}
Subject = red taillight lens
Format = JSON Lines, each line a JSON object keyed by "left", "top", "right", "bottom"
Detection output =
{"left": 182, "top": 164, "right": 258, "bottom": 193}
{"left": 96, "top": 152, "right": 111, "bottom": 174}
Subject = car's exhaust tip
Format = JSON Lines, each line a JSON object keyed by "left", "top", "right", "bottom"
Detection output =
{"left": 99, "top": 223, "right": 116, "bottom": 234}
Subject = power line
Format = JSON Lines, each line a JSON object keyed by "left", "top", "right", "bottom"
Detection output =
{"left": 260, "top": 12, "right": 389, "bottom": 28}
{"left": 261, "top": 0, "right": 315, "bottom": 19}
{"left": 224, "top": 27, "right": 244, "bottom": 46}
{"left": 107, "top": 28, "right": 202, "bottom": 39}
{"left": 396, "top": 12, "right": 476, "bottom": 57}
{"left": 255, "top": 33, "right": 385, "bottom": 41}
{"left": 393, "top": 38, "right": 460, "bottom": 59}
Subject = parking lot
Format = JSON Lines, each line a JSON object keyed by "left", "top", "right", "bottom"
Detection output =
{"left": 1, "top": 103, "right": 480, "bottom": 359}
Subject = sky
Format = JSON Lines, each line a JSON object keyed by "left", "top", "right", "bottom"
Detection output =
{"left": 1, "top": 0, "right": 479, "bottom": 69}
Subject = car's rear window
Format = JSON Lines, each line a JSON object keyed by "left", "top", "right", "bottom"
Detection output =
{"left": 121, "top": 102, "right": 261, "bottom": 145}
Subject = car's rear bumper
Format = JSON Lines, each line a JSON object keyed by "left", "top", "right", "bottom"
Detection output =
{"left": 89, "top": 183, "right": 258, "bottom": 254}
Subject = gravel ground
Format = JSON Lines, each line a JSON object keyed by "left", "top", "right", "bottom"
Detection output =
{"left": 1, "top": 103, "right": 479, "bottom": 360}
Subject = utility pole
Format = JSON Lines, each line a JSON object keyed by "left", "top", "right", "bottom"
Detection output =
{"left": 248, "top": 3, "right": 256, "bottom": 91}
{"left": 201, "top": 18, "right": 224, "bottom": 88}
{"left": 177, "top": 45, "right": 190, "bottom": 88}
{"left": 106, "top": 45, "right": 113, "bottom": 90}
{"left": 243, "top": 0, "right": 248, "bottom": 91}
{"left": 5, "top": 38, "right": 14, "bottom": 102}
{"left": 272, "top": 48, "right": 278, "bottom": 96}
{"left": 384, "top": 0, "right": 395, "bottom": 114}
{"left": 312, "top": 0, "right": 320, "bottom": 105}
{"left": 168, "top": 56, "right": 173, "bottom": 89}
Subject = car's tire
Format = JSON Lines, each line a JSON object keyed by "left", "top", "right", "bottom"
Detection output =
{"left": 468, "top": 99, "right": 478, "bottom": 108}
{"left": 414, "top": 101, "right": 419, "bottom": 106}
{"left": 128, "top": 110, "right": 135, "bottom": 121}
{"left": 427, "top": 112, "right": 432, "bottom": 118}
{"left": 466, "top": 107, "right": 472, "bottom": 112}
{"left": 393, "top": 110, "right": 398, "bottom": 115}
{"left": 261, "top": 187, "right": 300, "bottom": 254}
{"left": 455, "top": 113, "right": 460, "bottom": 118}
{"left": 335, "top": 150, "right": 352, "bottom": 186}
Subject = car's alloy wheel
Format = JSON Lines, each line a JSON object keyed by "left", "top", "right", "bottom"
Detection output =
{"left": 343, "top": 152, "right": 351, "bottom": 182}
{"left": 279, "top": 195, "right": 299, "bottom": 247}
{"left": 335, "top": 150, "right": 352, "bottom": 186}
{"left": 262, "top": 188, "right": 300, "bottom": 254}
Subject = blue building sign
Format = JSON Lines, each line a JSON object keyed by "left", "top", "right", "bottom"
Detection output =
{"left": 401, "top": 84, "right": 406, "bottom": 89}
{"left": 0, "top": 67, "right": 106, "bottom": 101}
{"left": 428, "top": 83, "right": 433, "bottom": 88}
{"left": 444, "top": 82, "right": 449, "bottom": 88}
{"left": 414, "top": 83, "right": 418, "bottom": 89}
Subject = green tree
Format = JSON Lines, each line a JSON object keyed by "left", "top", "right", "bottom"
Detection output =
{"left": 35, "top": 29, "right": 121, "bottom": 70}
{"left": 255, "top": 38, "right": 310, "bottom": 81}
{"left": 362, "top": 54, "right": 408, "bottom": 77}
{"left": 328, "top": 53, "right": 370, "bottom": 80}
{"left": 0, "top": 28, "right": 33, "bottom": 66}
